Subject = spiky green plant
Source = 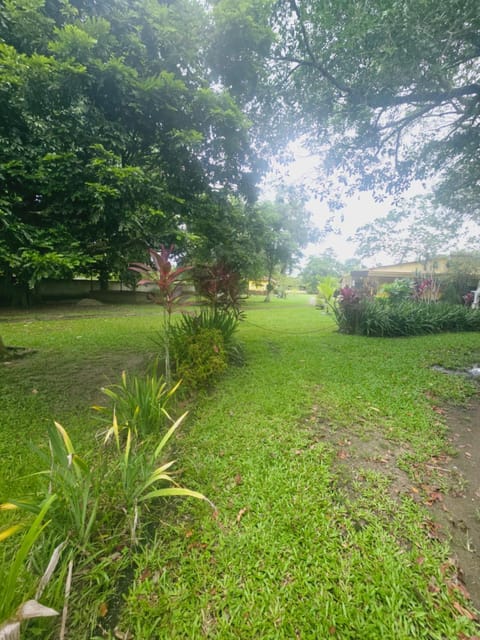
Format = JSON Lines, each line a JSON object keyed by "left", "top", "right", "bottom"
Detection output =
{"left": 93, "top": 367, "right": 181, "bottom": 437}
{"left": 0, "top": 495, "right": 58, "bottom": 631}
{"left": 170, "top": 307, "right": 245, "bottom": 367}
{"left": 104, "top": 411, "right": 213, "bottom": 543}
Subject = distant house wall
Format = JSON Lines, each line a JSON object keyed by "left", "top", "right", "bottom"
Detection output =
{"left": 350, "top": 257, "right": 451, "bottom": 291}
{"left": 248, "top": 279, "right": 269, "bottom": 294}
{"left": 35, "top": 278, "right": 157, "bottom": 298}
{"left": 367, "top": 257, "right": 449, "bottom": 278}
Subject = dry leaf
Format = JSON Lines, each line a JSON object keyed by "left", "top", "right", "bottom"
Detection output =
{"left": 428, "top": 579, "right": 440, "bottom": 594}
{"left": 236, "top": 507, "right": 248, "bottom": 523}
{"left": 453, "top": 601, "right": 477, "bottom": 620}
{"left": 99, "top": 602, "right": 108, "bottom": 618}
{"left": 432, "top": 406, "right": 446, "bottom": 415}
{"left": 234, "top": 474, "right": 243, "bottom": 485}
{"left": 139, "top": 568, "right": 152, "bottom": 582}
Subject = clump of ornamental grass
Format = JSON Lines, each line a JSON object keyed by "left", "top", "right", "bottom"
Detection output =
{"left": 1, "top": 377, "right": 211, "bottom": 637}
{"left": 93, "top": 364, "right": 180, "bottom": 438}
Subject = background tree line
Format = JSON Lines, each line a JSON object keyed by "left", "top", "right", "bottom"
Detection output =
{"left": 0, "top": 0, "right": 313, "bottom": 305}
{"left": 2, "top": 0, "right": 479, "bottom": 304}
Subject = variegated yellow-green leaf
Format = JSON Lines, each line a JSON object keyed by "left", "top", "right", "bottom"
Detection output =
{"left": 54, "top": 422, "right": 75, "bottom": 454}
{"left": 154, "top": 412, "right": 188, "bottom": 458}
{"left": 140, "top": 487, "right": 212, "bottom": 505}
{"left": 71, "top": 454, "right": 89, "bottom": 476}
{"left": 124, "top": 427, "right": 132, "bottom": 465}
{"left": 0, "top": 524, "right": 22, "bottom": 542}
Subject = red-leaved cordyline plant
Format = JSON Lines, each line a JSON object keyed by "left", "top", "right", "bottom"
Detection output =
{"left": 129, "top": 246, "right": 192, "bottom": 383}
{"left": 413, "top": 277, "right": 440, "bottom": 303}
{"left": 193, "top": 262, "right": 245, "bottom": 316}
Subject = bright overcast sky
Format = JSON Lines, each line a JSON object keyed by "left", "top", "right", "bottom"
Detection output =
{"left": 261, "top": 141, "right": 478, "bottom": 269}
{"left": 261, "top": 142, "right": 397, "bottom": 267}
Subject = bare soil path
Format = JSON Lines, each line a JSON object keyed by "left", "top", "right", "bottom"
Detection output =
{"left": 320, "top": 393, "right": 480, "bottom": 613}
{"left": 429, "top": 399, "right": 480, "bottom": 609}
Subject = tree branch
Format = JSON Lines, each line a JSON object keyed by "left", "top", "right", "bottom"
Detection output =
{"left": 287, "top": 0, "right": 352, "bottom": 96}
{"left": 275, "top": 49, "right": 480, "bottom": 110}
{"left": 366, "top": 84, "right": 480, "bottom": 108}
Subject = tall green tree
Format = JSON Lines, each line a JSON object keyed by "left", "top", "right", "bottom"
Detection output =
{"left": 255, "top": 191, "right": 314, "bottom": 301}
{"left": 0, "top": 0, "right": 258, "bottom": 303}
{"left": 185, "top": 195, "right": 265, "bottom": 280}
{"left": 212, "top": 0, "right": 480, "bottom": 222}
{"left": 352, "top": 196, "right": 469, "bottom": 264}
{"left": 300, "top": 250, "right": 344, "bottom": 293}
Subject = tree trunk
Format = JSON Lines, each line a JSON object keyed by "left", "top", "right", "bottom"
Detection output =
{"left": 264, "top": 265, "right": 274, "bottom": 302}
{"left": 98, "top": 267, "right": 109, "bottom": 292}
{"left": 0, "top": 335, "right": 8, "bottom": 358}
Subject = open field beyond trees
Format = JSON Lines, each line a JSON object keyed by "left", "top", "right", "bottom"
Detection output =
{"left": 2, "top": 295, "right": 480, "bottom": 639}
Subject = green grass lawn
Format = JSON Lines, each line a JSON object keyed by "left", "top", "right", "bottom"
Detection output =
{"left": 2, "top": 294, "right": 480, "bottom": 638}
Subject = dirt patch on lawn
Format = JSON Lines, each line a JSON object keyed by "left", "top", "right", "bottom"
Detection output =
{"left": 428, "top": 400, "right": 480, "bottom": 608}
{"left": 313, "top": 397, "right": 480, "bottom": 611}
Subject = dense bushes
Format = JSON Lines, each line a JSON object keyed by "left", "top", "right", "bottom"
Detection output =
{"left": 170, "top": 308, "right": 244, "bottom": 389}
{"left": 335, "top": 297, "right": 480, "bottom": 337}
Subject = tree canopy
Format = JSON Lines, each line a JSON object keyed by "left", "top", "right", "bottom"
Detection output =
{"left": 352, "top": 196, "right": 475, "bottom": 264}
{"left": 253, "top": 190, "right": 314, "bottom": 299}
{"left": 300, "top": 250, "right": 346, "bottom": 293}
{"left": 214, "top": 0, "right": 480, "bottom": 216}
{"left": 0, "top": 0, "right": 259, "bottom": 302}
{"left": 3, "top": 0, "right": 480, "bottom": 304}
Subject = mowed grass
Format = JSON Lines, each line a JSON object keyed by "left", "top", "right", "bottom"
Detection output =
{"left": 1, "top": 295, "right": 480, "bottom": 638}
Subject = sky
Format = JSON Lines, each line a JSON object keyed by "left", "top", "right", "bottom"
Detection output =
{"left": 260, "top": 142, "right": 399, "bottom": 268}
{"left": 261, "top": 141, "right": 479, "bottom": 271}
{"left": 302, "top": 192, "right": 393, "bottom": 266}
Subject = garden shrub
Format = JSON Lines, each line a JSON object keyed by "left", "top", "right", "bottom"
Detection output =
{"left": 335, "top": 296, "right": 480, "bottom": 337}
{"left": 333, "top": 286, "right": 362, "bottom": 335}
{"left": 379, "top": 278, "right": 413, "bottom": 303}
{"left": 174, "top": 328, "right": 227, "bottom": 389}
{"left": 171, "top": 307, "right": 245, "bottom": 366}
{"left": 93, "top": 364, "right": 176, "bottom": 437}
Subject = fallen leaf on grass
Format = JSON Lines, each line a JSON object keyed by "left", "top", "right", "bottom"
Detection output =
{"left": 337, "top": 449, "right": 349, "bottom": 460}
{"left": 432, "top": 406, "right": 446, "bottom": 415}
{"left": 98, "top": 602, "right": 108, "bottom": 617}
{"left": 428, "top": 579, "right": 440, "bottom": 594}
{"left": 234, "top": 474, "right": 243, "bottom": 485}
{"left": 139, "top": 568, "right": 152, "bottom": 581}
{"left": 425, "top": 491, "right": 443, "bottom": 506}
{"left": 449, "top": 581, "right": 471, "bottom": 601}
{"left": 236, "top": 507, "right": 248, "bottom": 523}
{"left": 453, "top": 601, "right": 477, "bottom": 621}
{"left": 187, "top": 541, "right": 208, "bottom": 551}
{"left": 423, "top": 519, "right": 443, "bottom": 540}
